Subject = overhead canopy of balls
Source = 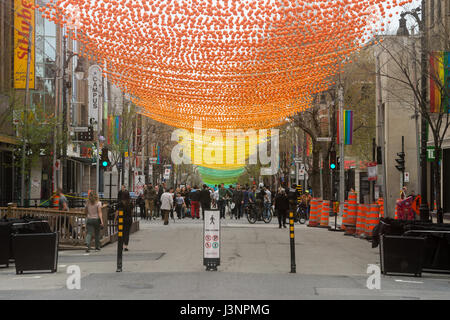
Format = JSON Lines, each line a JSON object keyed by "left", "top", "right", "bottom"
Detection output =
{"left": 35, "top": 0, "right": 411, "bottom": 130}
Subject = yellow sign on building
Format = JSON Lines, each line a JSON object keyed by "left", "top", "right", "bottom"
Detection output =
{"left": 14, "top": 0, "right": 35, "bottom": 89}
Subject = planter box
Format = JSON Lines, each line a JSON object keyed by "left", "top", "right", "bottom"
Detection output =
{"left": 380, "top": 235, "right": 425, "bottom": 277}
{"left": 12, "top": 232, "right": 58, "bottom": 274}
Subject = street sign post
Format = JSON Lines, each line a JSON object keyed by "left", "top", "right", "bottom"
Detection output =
{"left": 203, "top": 209, "right": 220, "bottom": 271}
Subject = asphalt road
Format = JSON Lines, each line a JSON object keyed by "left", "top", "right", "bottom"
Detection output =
{"left": 1, "top": 218, "right": 449, "bottom": 300}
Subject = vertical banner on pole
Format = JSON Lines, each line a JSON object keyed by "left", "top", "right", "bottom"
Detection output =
{"left": 203, "top": 209, "right": 220, "bottom": 271}
{"left": 14, "top": 0, "right": 35, "bottom": 89}
{"left": 88, "top": 65, "right": 103, "bottom": 129}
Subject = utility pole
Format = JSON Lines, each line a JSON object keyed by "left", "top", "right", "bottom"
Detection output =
{"left": 419, "top": 0, "right": 430, "bottom": 221}
{"left": 62, "top": 30, "right": 68, "bottom": 193}
{"left": 376, "top": 54, "right": 388, "bottom": 217}
{"left": 20, "top": 26, "right": 32, "bottom": 207}
{"left": 338, "top": 85, "right": 345, "bottom": 216}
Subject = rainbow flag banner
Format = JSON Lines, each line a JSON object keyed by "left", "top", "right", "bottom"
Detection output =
{"left": 337, "top": 110, "right": 353, "bottom": 145}
{"left": 430, "top": 51, "right": 449, "bottom": 113}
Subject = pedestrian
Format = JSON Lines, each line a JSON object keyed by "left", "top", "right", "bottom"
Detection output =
{"left": 190, "top": 186, "right": 201, "bottom": 219}
{"left": 137, "top": 190, "right": 145, "bottom": 219}
{"left": 156, "top": 184, "right": 164, "bottom": 218}
{"left": 400, "top": 186, "right": 407, "bottom": 200}
{"left": 175, "top": 192, "right": 185, "bottom": 219}
{"left": 263, "top": 186, "right": 272, "bottom": 219}
{"left": 218, "top": 183, "right": 232, "bottom": 219}
{"left": 304, "top": 190, "right": 312, "bottom": 220}
{"left": 115, "top": 190, "right": 134, "bottom": 251}
{"left": 160, "top": 188, "right": 174, "bottom": 225}
{"left": 117, "top": 185, "right": 128, "bottom": 202}
{"left": 144, "top": 183, "right": 156, "bottom": 220}
{"left": 232, "top": 184, "right": 243, "bottom": 219}
{"left": 84, "top": 191, "right": 104, "bottom": 253}
{"left": 199, "top": 184, "right": 211, "bottom": 220}
{"left": 57, "top": 188, "right": 71, "bottom": 236}
{"left": 57, "top": 188, "right": 69, "bottom": 211}
{"left": 274, "top": 188, "right": 289, "bottom": 228}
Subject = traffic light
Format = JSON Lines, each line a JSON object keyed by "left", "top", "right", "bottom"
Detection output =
{"left": 395, "top": 151, "right": 405, "bottom": 172}
{"left": 101, "top": 147, "right": 110, "bottom": 168}
{"left": 329, "top": 150, "right": 337, "bottom": 170}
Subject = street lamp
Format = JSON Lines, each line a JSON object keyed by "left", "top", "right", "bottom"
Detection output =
{"left": 61, "top": 46, "right": 85, "bottom": 193}
{"left": 401, "top": 2, "right": 430, "bottom": 221}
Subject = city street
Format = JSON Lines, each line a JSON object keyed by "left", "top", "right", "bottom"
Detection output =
{"left": 1, "top": 219, "right": 449, "bottom": 300}
{"left": 2, "top": 0, "right": 450, "bottom": 303}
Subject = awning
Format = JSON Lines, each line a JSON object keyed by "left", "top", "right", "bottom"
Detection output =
{"left": 0, "top": 134, "right": 19, "bottom": 145}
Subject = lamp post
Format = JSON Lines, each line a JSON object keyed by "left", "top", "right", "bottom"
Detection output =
{"left": 401, "top": 2, "right": 430, "bottom": 221}
{"left": 61, "top": 33, "right": 85, "bottom": 193}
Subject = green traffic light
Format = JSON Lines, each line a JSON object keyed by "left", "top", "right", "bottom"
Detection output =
{"left": 330, "top": 164, "right": 336, "bottom": 169}
{"left": 102, "top": 161, "right": 108, "bottom": 167}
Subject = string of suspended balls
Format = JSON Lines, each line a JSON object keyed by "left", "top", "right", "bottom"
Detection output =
{"left": 34, "top": 0, "right": 411, "bottom": 131}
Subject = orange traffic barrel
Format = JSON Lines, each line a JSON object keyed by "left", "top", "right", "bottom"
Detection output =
{"left": 377, "top": 198, "right": 384, "bottom": 218}
{"left": 319, "top": 200, "right": 331, "bottom": 228}
{"left": 308, "top": 198, "right": 321, "bottom": 227}
{"left": 344, "top": 192, "right": 357, "bottom": 235}
{"left": 52, "top": 194, "right": 60, "bottom": 208}
{"left": 365, "top": 204, "right": 380, "bottom": 239}
{"left": 356, "top": 204, "right": 367, "bottom": 238}
{"left": 341, "top": 201, "right": 348, "bottom": 231}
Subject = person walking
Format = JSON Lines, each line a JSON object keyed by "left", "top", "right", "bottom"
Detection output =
{"left": 84, "top": 191, "right": 104, "bottom": 253}
{"left": 57, "top": 188, "right": 69, "bottom": 211}
{"left": 263, "top": 186, "right": 272, "bottom": 220}
{"left": 175, "top": 192, "right": 185, "bottom": 219}
{"left": 144, "top": 184, "right": 156, "bottom": 220}
{"left": 199, "top": 184, "right": 211, "bottom": 220}
{"left": 160, "top": 188, "right": 174, "bottom": 225}
{"left": 274, "top": 188, "right": 289, "bottom": 228}
{"left": 156, "top": 184, "right": 164, "bottom": 218}
{"left": 115, "top": 190, "right": 134, "bottom": 251}
{"left": 190, "top": 186, "right": 201, "bottom": 219}
{"left": 117, "top": 185, "right": 128, "bottom": 202}
{"left": 232, "top": 184, "right": 243, "bottom": 219}
{"left": 218, "top": 183, "right": 232, "bottom": 219}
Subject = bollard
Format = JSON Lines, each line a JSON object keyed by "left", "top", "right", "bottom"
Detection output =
{"left": 289, "top": 211, "right": 296, "bottom": 273}
{"left": 116, "top": 210, "right": 123, "bottom": 272}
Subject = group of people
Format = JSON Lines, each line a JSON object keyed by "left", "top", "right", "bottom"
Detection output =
{"left": 56, "top": 181, "right": 312, "bottom": 253}
{"left": 135, "top": 182, "right": 312, "bottom": 229}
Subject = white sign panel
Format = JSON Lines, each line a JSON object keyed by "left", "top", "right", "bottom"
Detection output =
{"left": 163, "top": 168, "right": 171, "bottom": 180}
{"left": 88, "top": 65, "right": 102, "bottom": 130}
{"left": 404, "top": 172, "right": 410, "bottom": 183}
{"left": 103, "top": 171, "right": 118, "bottom": 199}
{"left": 134, "top": 175, "right": 145, "bottom": 195}
{"left": 204, "top": 210, "right": 220, "bottom": 260}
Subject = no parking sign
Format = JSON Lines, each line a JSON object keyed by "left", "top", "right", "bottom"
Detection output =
{"left": 203, "top": 209, "right": 220, "bottom": 271}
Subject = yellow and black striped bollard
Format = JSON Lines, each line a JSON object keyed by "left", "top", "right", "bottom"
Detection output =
{"left": 289, "top": 211, "right": 296, "bottom": 273}
{"left": 116, "top": 210, "right": 123, "bottom": 272}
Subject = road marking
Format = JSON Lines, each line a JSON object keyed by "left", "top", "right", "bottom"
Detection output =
{"left": 13, "top": 276, "right": 42, "bottom": 280}
{"left": 395, "top": 279, "right": 423, "bottom": 284}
